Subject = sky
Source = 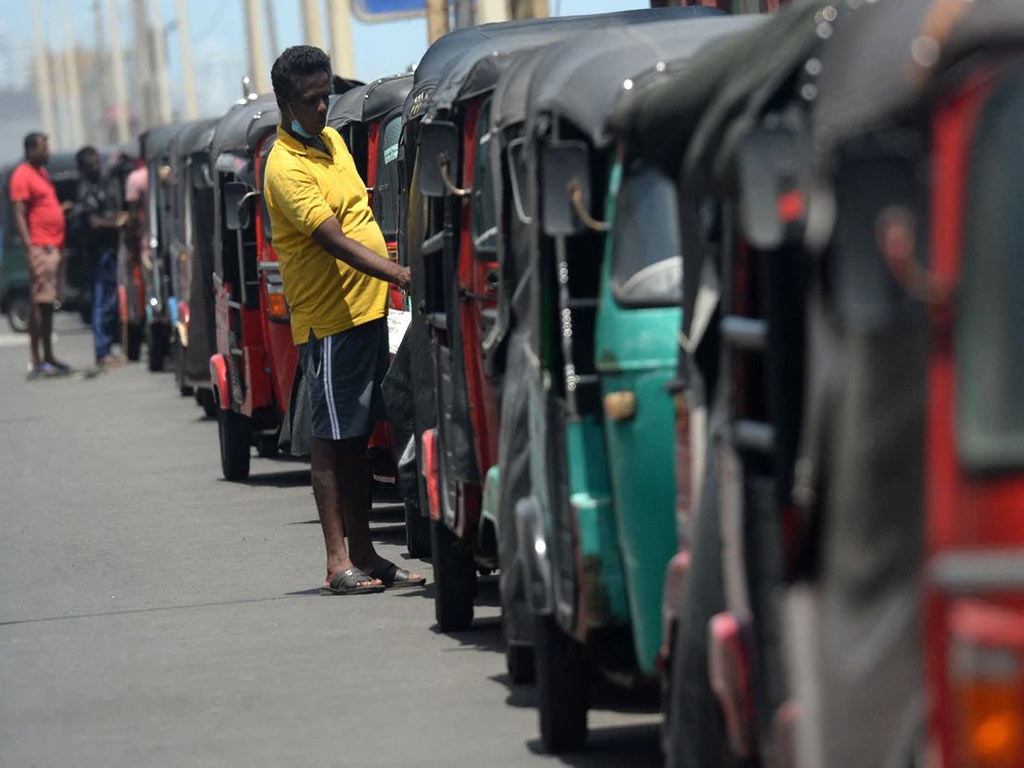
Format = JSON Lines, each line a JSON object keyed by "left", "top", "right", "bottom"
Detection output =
{"left": 0, "top": 0, "right": 650, "bottom": 128}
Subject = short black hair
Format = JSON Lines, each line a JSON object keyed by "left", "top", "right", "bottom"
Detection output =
{"left": 271, "top": 45, "right": 332, "bottom": 101}
{"left": 75, "top": 145, "right": 99, "bottom": 168}
{"left": 24, "top": 132, "right": 46, "bottom": 153}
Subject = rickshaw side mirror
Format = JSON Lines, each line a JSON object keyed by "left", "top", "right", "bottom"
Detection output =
{"left": 541, "top": 140, "right": 590, "bottom": 237}
{"left": 417, "top": 120, "right": 460, "bottom": 198}
{"left": 224, "top": 181, "right": 254, "bottom": 232}
{"left": 737, "top": 127, "right": 808, "bottom": 250}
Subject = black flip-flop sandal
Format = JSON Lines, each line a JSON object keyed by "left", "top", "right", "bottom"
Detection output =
{"left": 321, "top": 567, "right": 385, "bottom": 595}
{"left": 370, "top": 561, "right": 426, "bottom": 589}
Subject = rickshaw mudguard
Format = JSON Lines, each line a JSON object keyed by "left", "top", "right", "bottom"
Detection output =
{"left": 209, "top": 353, "right": 230, "bottom": 410}
{"left": 566, "top": 416, "right": 630, "bottom": 630}
{"left": 480, "top": 464, "right": 501, "bottom": 533}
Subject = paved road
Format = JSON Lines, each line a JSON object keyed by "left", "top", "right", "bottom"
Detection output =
{"left": 0, "top": 318, "right": 661, "bottom": 768}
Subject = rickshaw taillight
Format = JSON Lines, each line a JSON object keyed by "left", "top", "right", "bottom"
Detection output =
{"left": 949, "top": 600, "right": 1024, "bottom": 768}
{"left": 266, "top": 292, "right": 289, "bottom": 321}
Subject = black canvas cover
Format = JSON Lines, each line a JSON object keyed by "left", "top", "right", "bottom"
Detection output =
{"left": 142, "top": 122, "right": 184, "bottom": 161}
{"left": 612, "top": 0, "right": 826, "bottom": 181}
{"left": 328, "top": 84, "right": 368, "bottom": 128}
{"left": 209, "top": 95, "right": 276, "bottom": 162}
{"left": 527, "top": 14, "right": 760, "bottom": 149}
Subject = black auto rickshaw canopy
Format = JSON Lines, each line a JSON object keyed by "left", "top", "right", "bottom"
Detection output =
{"left": 209, "top": 95, "right": 279, "bottom": 174}
{"left": 526, "top": 14, "right": 764, "bottom": 152}
{"left": 142, "top": 122, "right": 186, "bottom": 164}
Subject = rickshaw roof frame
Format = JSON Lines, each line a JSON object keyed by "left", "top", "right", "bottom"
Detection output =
{"left": 170, "top": 117, "right": 220, "bottom": 163}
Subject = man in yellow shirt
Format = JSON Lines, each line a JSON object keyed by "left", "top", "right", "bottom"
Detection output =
{"left": 265, "top": 46, "right": 423, "bottom": 595}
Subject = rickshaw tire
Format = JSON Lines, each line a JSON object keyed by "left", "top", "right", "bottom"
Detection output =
{"left": 125, "top": 323, "right": 143, "bottom": 361}
{"left": 147, "top": 324, "right": 168, "bottom": 372}
{"left": 405, "top": 505, "right": 431, "bottom": 558}
{"left": 535, "top": 614, "right": 589, "bottom": 753}
{"left": 218, "top": 408, "right": 251, "bottom": 481}
{"left": 430, "top": 518, "right": 475, "bottom": 632}
{"left": 506, "top": 642, "right": 536, "bottom": 685}
{"left": 7, "top": 295, "right": 30, "bottom": 333}
{"left": 196, "top": 389, "right": 217, "bottom": 419}
{"left": 256, "top": 434, "right": 279, "bottom": 458}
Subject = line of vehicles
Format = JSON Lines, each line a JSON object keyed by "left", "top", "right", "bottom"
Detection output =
{"left": 84, "top": 1, "right": 1024, "bottom": 765}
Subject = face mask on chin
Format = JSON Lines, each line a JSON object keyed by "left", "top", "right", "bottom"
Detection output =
{"left": 289, "top": 104, "right": 316, "bottom": 140}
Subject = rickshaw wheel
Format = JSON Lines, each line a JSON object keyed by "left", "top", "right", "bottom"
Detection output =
{"left": 7, "top": 295, "right": 30, "bottom": 333}
{"left": 174, "top": 341, "right": 193, "bottom": 396}
{"left": 195, "top": 389, "right": 217, "bottom": 419}
{"left": 218, "top": 408, "right": 251, "bottom": 481}
{"left": 506, "top": 642, "right": 535, "bottom": 685}
{"left": 405, "top": 502, "right": 431, "bottom": 558}
{"left": 125, "top": 322, "right": 143, "bottom": 361}
{"left": 256, "top": 433, "right": 279, "bottom": 458}
{"left": 147, "top": 323, "right": 168, "bottom": 372}
{"left": 535, "top": 615, "right": 589, "bottom": 752}
{"left": 429, "top": 518, "right": 476, "bottom": 632}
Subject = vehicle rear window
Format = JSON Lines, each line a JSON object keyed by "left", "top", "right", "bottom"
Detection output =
{"left": 956, "top": 73, "right": 1024, "bottom": 471}
{"left": 372, "top": 115, "right": 402, "bottom": 240}
{"left": 611, "top": 164, "right": 683, "bottom": 308}
{"left": 471, "top": 101, "right": 497, "bottom": 258}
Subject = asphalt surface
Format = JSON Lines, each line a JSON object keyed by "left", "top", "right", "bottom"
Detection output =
{"left": 0, "top": 316, "right": 662, "bottom": 768}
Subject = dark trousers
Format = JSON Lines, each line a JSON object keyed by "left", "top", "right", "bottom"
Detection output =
{"left": 92, "top": 249, "right": 119, "bottom": 361}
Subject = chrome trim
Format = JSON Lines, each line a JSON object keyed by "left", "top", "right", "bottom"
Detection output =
{"left": 931, "top": 550, "right": 1024, "bottom": 593}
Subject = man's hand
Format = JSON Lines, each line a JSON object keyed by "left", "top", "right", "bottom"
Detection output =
{"left": 395, "top": 265, "right": 411, "bottom": 292}
{"left": 116, "top": 211, "right": 131, "bottom": 228}
{"left": 61, "top": 200, "right": 75, "bottom": 212}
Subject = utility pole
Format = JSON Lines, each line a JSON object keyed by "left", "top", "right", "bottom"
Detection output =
{"left": 454, "top": 0, "right": 474, "bottom": 28}
{"left": 426, "top": 0, "right": 450, "bottom": 44}
{"left": 175, "top": 0, "right": 197, "bottom": 119}
{"left": 510, "top": 0, "right": 547, "bottom": 19}
{"left": 30, "top": 0, "right": 57, "bottom": 145}
{"left": 61, "top": 0, "right": 86, "bottom": 147}
{"left": 105, "top": 0, "right": 130, "bottom": 143}
{"left": 93, "top": 0, "right": 109, "bottom": 144}
{"left": 326, "top": 0, "right": 356, "bottom": 78}
{"left": 242, "top": 0, "right": 269, "bottom": 93}
{"left": 477, "top": 0, "right": 511, "bottom": 23}
{"left": 149, "top": 0, "right": 172, "bottom": 122}
{"left": 301, "top": 0, "right": 326, "bottom": 50}
{"left": 263, "top": 0, "right": 280, "bottom": 59}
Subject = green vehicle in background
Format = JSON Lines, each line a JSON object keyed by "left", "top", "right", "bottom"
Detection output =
{"left": 0, "top": 152, "right": 93, "bottom": 333}
{"left": 503, "top": 14, "right": 757, "bottom": 752}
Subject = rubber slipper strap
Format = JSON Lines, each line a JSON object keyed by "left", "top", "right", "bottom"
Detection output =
{"left": 331, "top": 567, "right": 375, "bottom": 592}
{"left": 369, "top": 562, "right": 399, "bottom": 587}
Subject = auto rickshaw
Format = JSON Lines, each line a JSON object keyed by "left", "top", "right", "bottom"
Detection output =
{"left": 495, "top": 14, "right": 762, "bottom": 752}
{"left": 166, "top": 117, "right": 219, "bottom": 402}
{"left": 140, "top": 123, "right": 188, "bottom": 372}
{"left": 0, "top": 152, "right": 94, "bottom": 333}
{"left": 207, "top": 95, "right": 283, "bottom": 480}
{"left": 787, "top": 2, "right": 1024, "bottom": 766}
{"left": 408, "top": 5, "right": 722, "bottom": 647}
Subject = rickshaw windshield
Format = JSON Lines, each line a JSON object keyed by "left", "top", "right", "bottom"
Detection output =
{"left": 471, "top": 101, "right": 497, "bottom": 258}
{"left": 611, "top": 165, "right": 682, "bottom": 308}
{"left": 372, "top": 114, "right": 402, "bottom": 240}
{"left": 956, "top": 74, "right": 1024, "bottom": 471}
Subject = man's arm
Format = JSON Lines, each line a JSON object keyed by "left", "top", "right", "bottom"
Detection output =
{"left": 88, "top": 211, "right": 129, "bottom": 230}
{"left": 311, "top": 217, "right": 411, "bottom": 291}
{"left": 12, "top": 200, "right": 31, "bottom": 245}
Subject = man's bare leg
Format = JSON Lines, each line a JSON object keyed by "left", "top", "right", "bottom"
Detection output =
{"left": 39, "top": 303, "right": 56, "bottom": 363}
{"left": 336, "top": 435, "right": 422, "bottom": 581}
{"left": 311, "top": 436, "right": 381, "bottom": 589}
{"left": 28, "top": 301, "right": 41, "bottom": 368}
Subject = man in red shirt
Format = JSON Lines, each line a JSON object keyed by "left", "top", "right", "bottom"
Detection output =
{"left": 9, "top": 132, "right": 70, "bottom": 377}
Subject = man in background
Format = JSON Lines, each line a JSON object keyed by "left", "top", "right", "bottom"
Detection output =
{"left": 9, "top": 132, "right": 70, "bottom": 378}
{"left": 75, "top": 146, "right": 129, "bottom": 368}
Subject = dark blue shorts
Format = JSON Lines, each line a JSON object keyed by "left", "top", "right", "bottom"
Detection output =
{"left": 300, "top": 319, "right": 388, "bottom": 441}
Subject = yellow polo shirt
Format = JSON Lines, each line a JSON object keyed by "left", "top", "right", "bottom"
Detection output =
{"left": 264, "top": 126, "right": 389, "bottom": 344}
